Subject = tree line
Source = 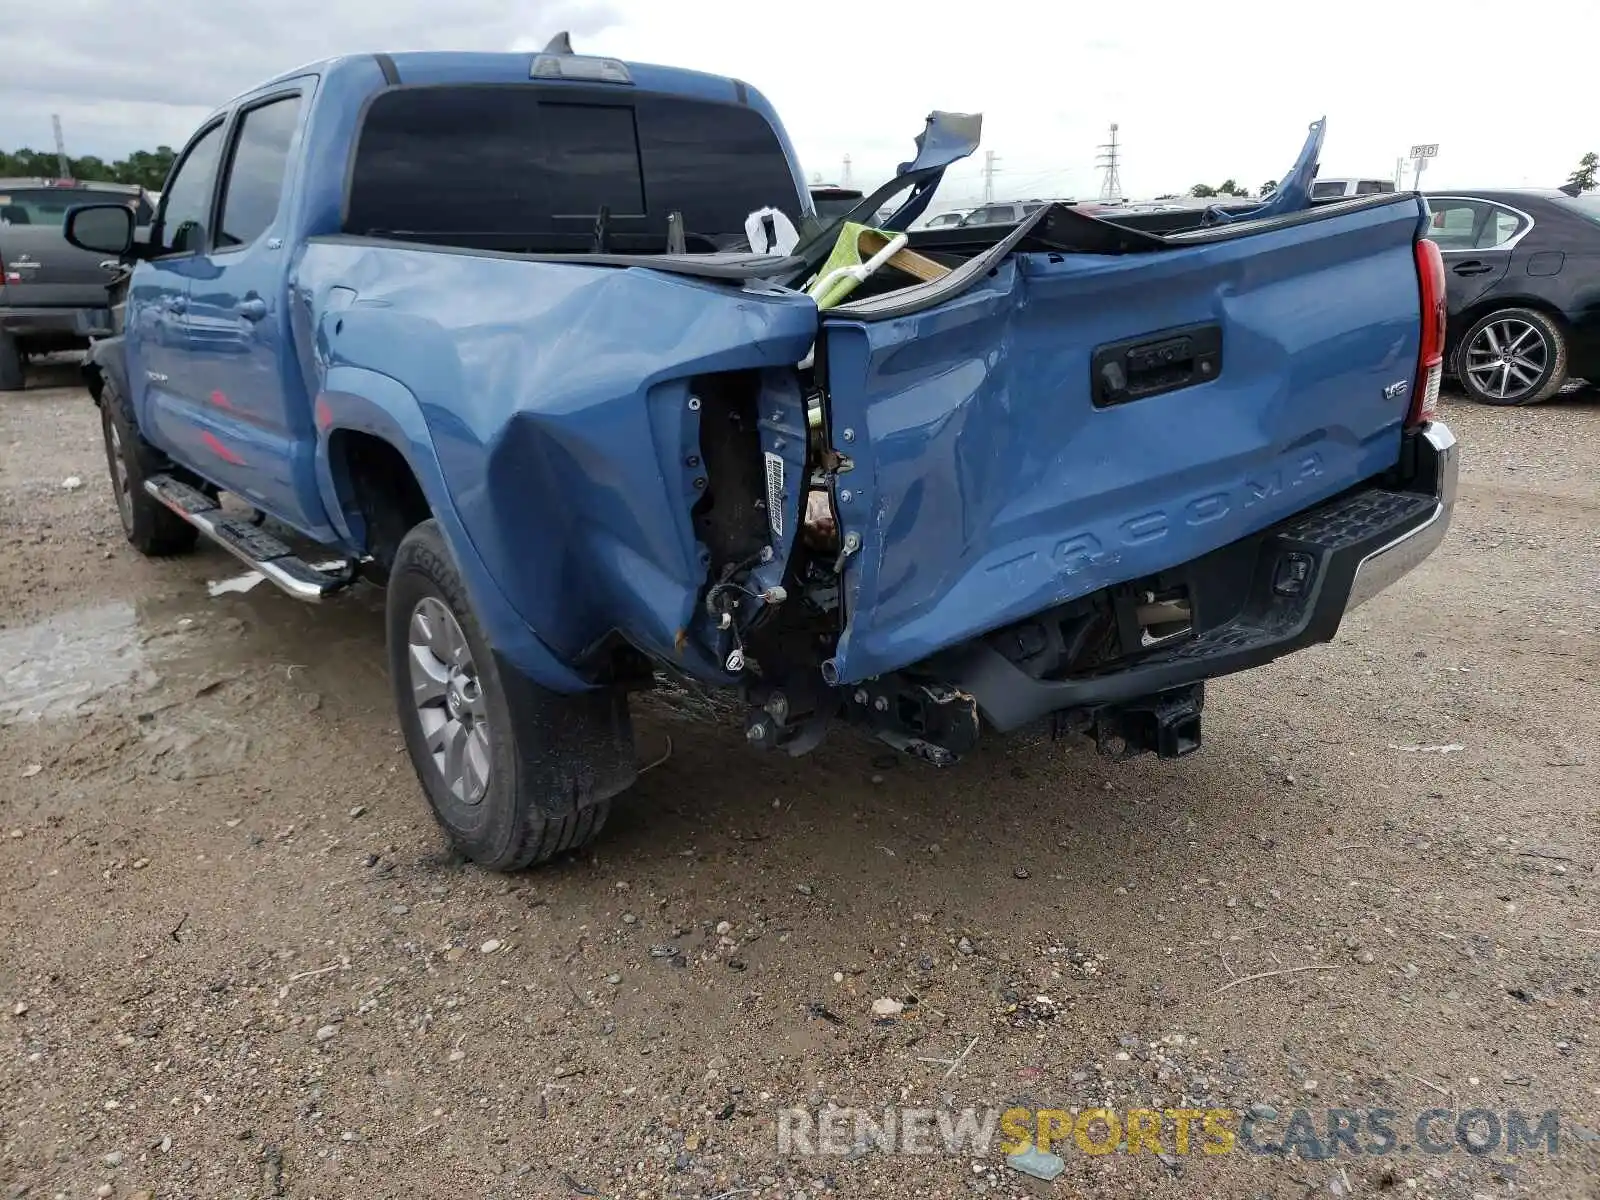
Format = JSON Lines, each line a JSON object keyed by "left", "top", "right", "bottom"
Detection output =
{"left": 1, "top": 146, "right": 176, "bottom": 193}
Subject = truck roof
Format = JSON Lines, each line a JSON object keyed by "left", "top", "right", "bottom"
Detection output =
{"left": 227, "top": 48, "right": 766, "bottom": 115}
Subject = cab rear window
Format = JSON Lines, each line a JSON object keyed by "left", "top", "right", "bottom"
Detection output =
{"left": 345, "top": 85, "right": 803, "bottom": 253}
{"left": 0, "top": 188, "right": 149, "bottom": 228}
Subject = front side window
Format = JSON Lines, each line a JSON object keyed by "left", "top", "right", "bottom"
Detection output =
{"left": 156, "top": 122, "right": 224, "bottom": 255}
{"left": 217, "top": 95, "right": 303, "bottom": 249}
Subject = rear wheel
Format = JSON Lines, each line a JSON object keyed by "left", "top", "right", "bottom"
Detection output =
{"left": 0, "top": 335, "right": 23, "bottom": 392}
{"left": 386, "top": 519, "right": 631, "bottom": 870}
{"left": 98, "top": 375, "right": 198, "bottom": 555}
{"left": 1455, "top": 308, "right": 1567, "bottom": 406}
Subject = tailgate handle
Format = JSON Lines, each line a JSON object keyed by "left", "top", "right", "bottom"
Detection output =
{"left": 1092, "top": 323, "right": 1222, "bottom": 408}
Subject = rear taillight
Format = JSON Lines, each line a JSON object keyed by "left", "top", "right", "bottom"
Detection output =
{"left": 1410, "top": 237, "right": 1446, "bottom": 427}
{"left": 0, "top": 247, "right": 14, "bottom": 287}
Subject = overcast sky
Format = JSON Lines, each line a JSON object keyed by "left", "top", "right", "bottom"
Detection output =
{"left": 4, "top": 0, "right": 1594, "bottom": 203}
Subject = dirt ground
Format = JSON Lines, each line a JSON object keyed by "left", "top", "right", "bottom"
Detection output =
{"left": 2, "top": 361, "right": 1597, "bottom": 1200}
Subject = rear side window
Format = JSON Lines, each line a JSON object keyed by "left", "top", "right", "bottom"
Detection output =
{"left": 217, "top": 94, "right": 303, "bottom": 249}
{"left": 345, "top": 85, "right": 802, "bottom": 253}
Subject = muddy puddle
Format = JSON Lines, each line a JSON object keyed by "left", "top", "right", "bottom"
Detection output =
{"left": 0, "top": 602, "right": 163, "bottom": 725}
{"left": 2, "top": 556, "right": 737, "bottom": 739}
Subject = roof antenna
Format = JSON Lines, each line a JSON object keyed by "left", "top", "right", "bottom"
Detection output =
{"left": 542, "top": 32, "right": 573, "bottom": 55}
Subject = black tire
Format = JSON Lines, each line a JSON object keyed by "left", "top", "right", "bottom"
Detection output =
{"left": 1454, "top": 307, "right": 1568, "bottom": 406}
{"left": 98, "top": 375, "right": 198, "bottom": 555}
{"left": 386, "top": 519, "right": 634, "bottom": 871}
{"left": 0, "top": 334, "right": 24, "bottom": 392}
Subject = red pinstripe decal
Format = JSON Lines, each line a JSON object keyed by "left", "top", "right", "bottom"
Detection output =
{"left": 201, "top": 431, "right": 246, "bottom": 466}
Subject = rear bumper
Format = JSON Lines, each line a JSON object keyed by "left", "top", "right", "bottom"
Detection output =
{"left": 1346, "top": 423, "right": 1456, "bottom": 608}
{"left": 0, "top": 306, "right": 111, "bottom": 340}
{"left": 931, "top": 421, "right": 1459, "bottom": 732}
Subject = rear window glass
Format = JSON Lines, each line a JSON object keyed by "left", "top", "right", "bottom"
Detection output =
{"left": 1310, "top": 181, "right": 1346, "bottom": 199}
{"left": 345, "top": 85, "right": 802, "bottom": 253}
{"left": 1555, "top": 194, "right": 1600, "bottom": 224}
{"left": 0, "top": 188, "right": 149, "bottom": 228}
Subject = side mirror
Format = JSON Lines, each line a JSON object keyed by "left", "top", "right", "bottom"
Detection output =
{"left": 64, "top": 204, "right": 135, "bottom": 257}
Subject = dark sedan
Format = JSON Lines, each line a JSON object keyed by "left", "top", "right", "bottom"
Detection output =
{"left": 1424, "top": 188, "right": 1600, "bottom": 405}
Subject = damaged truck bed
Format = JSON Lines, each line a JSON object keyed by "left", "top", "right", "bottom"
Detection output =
{"left": 68, "top": 42, "right": 1456, "bottom": 870}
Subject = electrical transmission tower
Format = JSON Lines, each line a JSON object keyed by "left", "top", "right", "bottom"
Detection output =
{"left": 982, "top": 150, "right": 1001, "bottom": 202}
{"left": 52, "top": 115, "right": 70, "bottom": 179}
{"left": 1095, "top": 123, "right": 1123, "bottom": 201}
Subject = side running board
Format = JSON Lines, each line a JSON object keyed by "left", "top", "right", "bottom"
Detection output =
{"left": 144, "top": 474, "right": 354, "bottom": 602}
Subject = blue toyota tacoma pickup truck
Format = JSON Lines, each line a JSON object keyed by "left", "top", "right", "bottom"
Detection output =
{"left": 64, "top": 39, "right": 1457, "bottom": 871}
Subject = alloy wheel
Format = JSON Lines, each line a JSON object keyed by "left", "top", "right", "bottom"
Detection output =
{"left": 407, "top": 596, "right": 492, "bottom": 805}
{"left": 1464, "top": 317, "right": 1549, "bottom": 403}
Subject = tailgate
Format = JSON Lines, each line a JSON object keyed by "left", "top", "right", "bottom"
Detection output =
{"left": 819, "top": 196, "right": 1428, "bottom": 684}
{"left": 0, "top": 226, "right": 117, "bottom": 309}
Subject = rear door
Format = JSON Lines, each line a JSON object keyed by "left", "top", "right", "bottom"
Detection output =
{"left": 817, "top": 198, "right": 1427, "bottom": 683}
{"left": 1424, "top": 196, "right": 1522, "bottom": 311}
{"left": 176, "top": 87, "right": 315, "bottom": 526}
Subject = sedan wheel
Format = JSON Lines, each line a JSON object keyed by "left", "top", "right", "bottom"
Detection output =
{"left": 1455, "top": 308, "right": 1568, "bottom": 406}
{"left": 1464, "top": 318, "right": 1547, "bottom": 402}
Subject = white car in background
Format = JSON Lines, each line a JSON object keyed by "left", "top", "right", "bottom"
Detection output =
{"left": 918, "top": 208, "right": 972, "bottom": 229}
{"left": 1310, "top": 177, "right": 1396, "bottom": 200}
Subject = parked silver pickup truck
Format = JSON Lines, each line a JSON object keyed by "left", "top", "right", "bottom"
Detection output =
{"left": 0, "top": 178, "right": 153, "bottom": 390}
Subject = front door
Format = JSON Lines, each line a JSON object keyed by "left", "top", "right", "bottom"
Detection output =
{"left": 125, "top": 119, "right": 226, "bottom": 446}
{"left": 179, "top": 90, "right": 317, "bottom": 529}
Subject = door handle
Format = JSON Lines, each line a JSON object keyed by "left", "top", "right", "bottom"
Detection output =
{"left": 1452, "top": 261, "right": 1496, "bottom": 276}
{"left": 237, "top": 297, "right": 268, "bottom": 322}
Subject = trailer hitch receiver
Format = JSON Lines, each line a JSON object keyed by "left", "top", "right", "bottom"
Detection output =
{"left": 1093, "top": 684, "right": 1204, "bottom": 760}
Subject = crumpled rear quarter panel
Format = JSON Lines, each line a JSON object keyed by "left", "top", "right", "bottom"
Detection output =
{"left": 305, "top": 241, "right": 816, "bottom": 676}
